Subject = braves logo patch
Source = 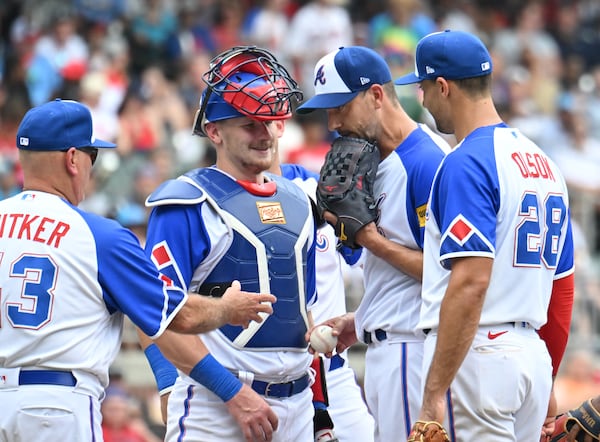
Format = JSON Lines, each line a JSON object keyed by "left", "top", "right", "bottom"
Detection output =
{"left": 314, "top": 65, "right": 326, "bottom": 86}
{"left": 257, "top": 201, "right": 286, "bottom": 224}
{"left": 316, "top": 232, "right": 329, "bottom": 252}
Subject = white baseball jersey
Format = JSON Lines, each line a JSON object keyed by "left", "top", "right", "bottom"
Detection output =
{"left": 419, "top": 123, "right": 574, "bottom": 441}
{"left": 349, "top": 125, "right": 449, "bottom": 442}
{"left": 419, "top": 124, "right": 574, "bottom": 329}
{"left": 355, "top": 124, "right": 449, "bottom": 336}
{"left": 0, "top": 191, "right": 187, "bottom": 393}
{"left": 0, "top": 191, "right": 188, "bottom": 441}
{"left": 282, "top": 164, "right": 375, "bottom": 442}
{"left": 281, "top": 165, "right": 349, "bottom": 323}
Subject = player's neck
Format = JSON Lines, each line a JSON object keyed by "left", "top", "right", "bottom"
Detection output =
{"left": 22, "top": 179, "right": 74, "bottom": 204}
{"left": 454, "top": 101, "right": 502, "bottom": 143}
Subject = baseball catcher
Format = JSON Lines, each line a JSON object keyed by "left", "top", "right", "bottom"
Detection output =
{"left": 551, "top": 397, "right": 600, "bottom": 441}
{"left": 316, "top": 136, "right": 380, "bottom": 249}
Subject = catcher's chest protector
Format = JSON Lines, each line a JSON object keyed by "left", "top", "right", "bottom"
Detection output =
{"left": 190, "top": 168, "right": 312, "bottom": 351}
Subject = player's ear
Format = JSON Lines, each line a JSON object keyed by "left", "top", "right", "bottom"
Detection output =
{"left": 366, "top": 84, "right": 385, "bottom": 109}
{"left": 62, "top": 147, "right": 79, "bottom": 176}
{"left": 204, "top": 122, "right": 222, "bottom": 145}
{"left": 273, "top": 120, "right": 285, "bottom": 138}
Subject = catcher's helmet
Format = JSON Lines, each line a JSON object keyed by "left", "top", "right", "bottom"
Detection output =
{"left": 193, "top": 46, "right": 303, "bottom": 136}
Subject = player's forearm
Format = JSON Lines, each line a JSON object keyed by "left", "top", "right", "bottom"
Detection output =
{"left": 154, "top": 331, "right": 210, "bottom": 373}
{"left": 423, "top": 258, "right": 490, "bottom": 411}
{"left": 358, "top": 225, "right": 423, "bottom": 280}
{"left": 168, "top": 295, "right": 229, "bottom": 334}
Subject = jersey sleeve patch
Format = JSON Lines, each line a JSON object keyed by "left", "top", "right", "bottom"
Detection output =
{"left": 440, "top": 214, "right": 494, "bottom": 268}
{"left": 417, "top": 203, "right": 427, "bottom": 228}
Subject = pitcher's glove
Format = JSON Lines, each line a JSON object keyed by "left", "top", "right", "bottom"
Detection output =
{"left": 316, "top": 136, "right": 380, "bottom": 249}
{"left": 551, "top": 399, "right": 600, "bottom": 441}
{"left": 408, "top": 421, "right": 451, "bottom": 442}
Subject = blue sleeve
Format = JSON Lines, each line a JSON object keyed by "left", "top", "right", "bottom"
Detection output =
{"left": 557, "top": 214, "right": 575, "bottom": 277}
{"left": 84, "top": 214, "right": 187, "bottom": 338}
{"left": 144, "top": 203, "right": 211, "bottom": 291}
{"left": 337, "top": 243, "right": 363, "bottom": 266}
{"left": 398, "top": 130, "right": 446, "bottom": 247}
{"left": 432, "top": 144, "right": 499, "bottom": 268}
{"left": 281, "top": 163, "right": 319, "bottom": 181}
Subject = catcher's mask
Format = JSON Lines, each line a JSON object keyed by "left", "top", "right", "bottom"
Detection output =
{"left": 193, "top": 46, "right": 303, "bottom": 136}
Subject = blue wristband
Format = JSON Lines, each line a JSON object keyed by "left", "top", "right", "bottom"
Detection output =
{"left": 313, "top": 401, "right": 327, "bottom": 410}
{"left": 144, "top": 344, "right": 178, "bottom": 394}
{"left": 189, "top": 354, "right": 243, "bottom": 402}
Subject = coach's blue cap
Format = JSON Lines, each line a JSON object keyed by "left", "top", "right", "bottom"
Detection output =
{"left": 296, "top": 46, "right": 392, "bottom": 114}
{"left": 16, "top": 98, "right": 116, "bottom": 151}
{"left": 395, "top": 30, "right": 492, "bottom": 85}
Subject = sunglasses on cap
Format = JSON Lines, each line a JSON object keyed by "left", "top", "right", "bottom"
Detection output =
{"left": 61, "top": 147, "right": 99, "bottom": 166}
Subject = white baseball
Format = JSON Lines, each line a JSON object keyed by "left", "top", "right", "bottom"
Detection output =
{"left": 309, "top": 325, "right": 338, "bottom": 353}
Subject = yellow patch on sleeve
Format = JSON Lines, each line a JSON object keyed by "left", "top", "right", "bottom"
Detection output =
{"left": 417, "top": 203, "right": 427, "bottom": 228}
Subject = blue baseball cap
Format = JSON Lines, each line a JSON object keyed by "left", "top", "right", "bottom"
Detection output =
{"left": 296, "top": 46, "right": 392, "bottom": 114}
{"left": 17, "top": 98, "right": 116, "bottom": 151}
{"left": 395, "top": 30, "right": 492, "bottom": 85}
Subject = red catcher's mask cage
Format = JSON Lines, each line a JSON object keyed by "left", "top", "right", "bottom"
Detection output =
{"left": 193, "top": 46, "right": 303, "bottom": 135}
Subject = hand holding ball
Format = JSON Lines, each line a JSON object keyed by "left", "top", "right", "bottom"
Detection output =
{"left": 309, "top": 325, "right": 338, "bottom": 354}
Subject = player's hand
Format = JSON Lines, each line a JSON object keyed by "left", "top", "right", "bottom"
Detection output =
{"left": 540, "top": 388, "right": 557, "bottom": 441}
{"left": 222, "top": 280, "right": 276, "bottom": 328}
{"left": 415, "top": 393, "right": 447, "bottom": 429}
{"left": 322, "top": 210, "right": 375, "bottom": 249}
{"left": 305, "top": 313, "right": 357, "bottom": 357}
{"left": 322, "top": 210, "right": 338, "bottom": 230}
{"left": 225, "top": 384, "right": 278, "bottom": 441}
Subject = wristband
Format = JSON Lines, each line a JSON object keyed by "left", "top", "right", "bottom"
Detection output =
{"left": 313, "top": 401, "right": 327, "bottom": 410}
{"left": 144, "top": 344, "right": 178, "bottom": 395}
{"left": 189, "top": 354, "right": 242, "bottom": 402}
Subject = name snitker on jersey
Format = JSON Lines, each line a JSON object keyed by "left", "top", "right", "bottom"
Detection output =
{"left": 0, "top": 212, "right": 70, "bottom": 248}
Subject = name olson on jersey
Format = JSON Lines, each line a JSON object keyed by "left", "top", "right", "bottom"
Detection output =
{"left": 511, "top": 151, "right": 555, "bottom": 181}
{"left": 0, "top": 213, "right": 70, "bottom": 247}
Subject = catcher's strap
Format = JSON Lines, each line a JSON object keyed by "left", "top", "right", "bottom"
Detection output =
{"left": 564, "top": 399, "right": 600, "bottom": 441}
{"left": 408, "top": 420, "right": 451, "bottom": 442}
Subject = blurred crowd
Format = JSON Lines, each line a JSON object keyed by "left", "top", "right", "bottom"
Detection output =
{"left": 2, "top": 0, "right": 600, "bottom": 438}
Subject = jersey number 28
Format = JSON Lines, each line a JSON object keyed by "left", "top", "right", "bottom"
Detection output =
{"left": 515, "top": 192, "right": 567, "bottom": 268}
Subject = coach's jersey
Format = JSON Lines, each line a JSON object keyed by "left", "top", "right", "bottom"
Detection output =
{"left": 145, "top": 167, "right": 316, "bottom": 379}
{"left": 419, "top": 123, "right": 574, "bottom": 330}
{"left": 0, "top": 191, "right": 188, "bottom": 397}
{"left": 355, "top": 125, "right": 449, "bottom": 337}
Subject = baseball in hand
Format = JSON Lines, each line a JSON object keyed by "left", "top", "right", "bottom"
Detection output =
{"left": 309, "top": 325, "right": 338, "bottom": 353}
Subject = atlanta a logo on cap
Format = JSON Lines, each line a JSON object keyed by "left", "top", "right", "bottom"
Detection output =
{"left": 314, "top": 65, "right": 326, "bottom": 86}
